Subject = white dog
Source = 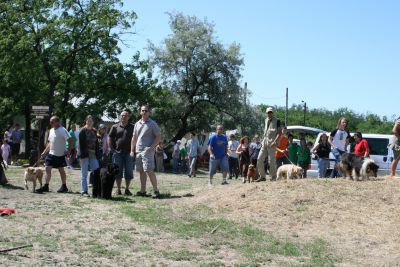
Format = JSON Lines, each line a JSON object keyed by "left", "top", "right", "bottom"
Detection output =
{"left": 277, "top": 164, "right": 303, "bottom": 180}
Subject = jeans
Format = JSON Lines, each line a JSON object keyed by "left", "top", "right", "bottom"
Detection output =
{"left": 228, "top": 157, "right": 239, "bottom": 178}
{"left": 112, "top": 151, "right": 134, "bottom": 180}
{"left": 331, "top": 148, "right": 345, "bottom": 178}
{"left": 173, "top": 158, "right": 179, "bottom": 174}
{"left": 318, "top": 158, "right": 330, "bottom": 178}
{"left": 80, "top": 157, "right": 99, "bottom": 193}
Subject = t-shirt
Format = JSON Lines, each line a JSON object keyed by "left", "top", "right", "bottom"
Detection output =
{"left": 172, "top": 144, "right": 180, "bottom": 159}
{"left": 1, "top": 144, "right": 11, "bottom": 159}
{"left": 209, "top": 134, "right": 228, "bottom": 160}
{"left": 227, "top": 140, "right": 239, "bottom": 158}
{"left": 133, "top": 119, "right": 161, "bottom": 152}
{"left": 316, "top": 142, "right": 331, "bottom": 159}
{"left": 4, "top": 131, "right": 12, "bottom": 142}
{"left": 48, "top": 127, "right": 71, "bottom": 157}
{"left": 288, "top": 143, "right": 298, "bottom": 164}
{"left": 297, "top": 145, "right": 311, "bottom": 164}
{"left": 354, "top": 139, "right": 369, "bottom": 157}
{"left": 187, "top": 139, "right": 199, "bottom": 158}
{"left": 11, "top": 130, "right": 23, "bottom": 144}
{"left": 276, "top": 135, "right": 289, "bottom": 158}
{"left": 68, "top": 130, "right": 77, "bottom": 148}
{"left": 249, "top": 142, "right": 261, "bottom": 160}
{"left": 180, "top": 147, "right": 187, "bottom": 161}
{"left": 108, "top": 123, "right": 135, "bottom": 153}
{"left": 330, "top": 129, "right": 350, "bottom": 151}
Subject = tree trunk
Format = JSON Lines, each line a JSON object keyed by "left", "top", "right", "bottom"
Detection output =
{"left": 24, "top": 104, "right": 31, "bottom": 160}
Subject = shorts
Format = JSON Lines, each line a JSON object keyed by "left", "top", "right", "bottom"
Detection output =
{"left": 135, "top": 150, "right": 155, "bottom": 172}
{"left": 112, "top": 151, "right": 134, "bottom": 180}
{"left": 45, "top": 154, "right": 67, "bottom": 168}
{"left": 209, "top": 156, "right": 229, "bottom": 175}
{"left": 393, "top": 147, "right": 400, "bottom": 161}
{"left": 11, "top": 143, "right": 21, "bottom": 156}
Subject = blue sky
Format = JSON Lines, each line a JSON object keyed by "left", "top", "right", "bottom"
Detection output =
{"left": 118, "top": 1, "right": 399, "bottom": 120}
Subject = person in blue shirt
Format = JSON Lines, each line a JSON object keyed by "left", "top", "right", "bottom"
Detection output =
{"left": 208, "top": 125, "right": 229, "bottom": 185}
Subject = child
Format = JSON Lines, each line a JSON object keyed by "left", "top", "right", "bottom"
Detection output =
{"left": 236, "top": 136, "right": 250, "bottom": 182}
{"left": 297, "top": 138, "right": 311, "bottom": 178}
{"left": 1, "top": 139, "right": 11, "bottom": 167}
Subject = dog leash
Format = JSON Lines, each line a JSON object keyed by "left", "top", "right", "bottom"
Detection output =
{"left": 276, "top": 147, "right": 297, "bottom": 166}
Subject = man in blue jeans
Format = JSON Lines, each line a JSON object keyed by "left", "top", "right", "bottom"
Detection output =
{"left": 108, "top": 111, "right": 134, "bottom": 195}
{"left": 208, "top": 125, "right": 229, "bottom": 185}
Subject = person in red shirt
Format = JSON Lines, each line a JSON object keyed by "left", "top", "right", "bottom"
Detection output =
{"left": 353, "top": 132, "right": 370, "bottom": 158}
{"left": 275, "top": 127, "right": 289, "bottom": 168}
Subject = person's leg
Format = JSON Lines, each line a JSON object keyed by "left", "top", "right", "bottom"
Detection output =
{"left": 268, "top": 147, "right": 277, "bottom": 180}
{"left": 317, "top": 159, "right": 323, "bottom": 178}
{"left": 228, "top": 156, "right": 233, "bottom": 178}
{"left": 209, "top": 158, "right": 217, "bottom": 184}
{"left": 221, "top": 157, "right": 229, "bottom": 183}
{"left": 112, "top": 152, "right": 123, "bottom": 192}
{"left": 390, "top": 157, "right": 399, "bottom": 178}
{"left": 142, "top": 151, "right": 158, "bottom": 193}
{"left": 58, "top": 167, "right": 67, "bottom": 185}
{"left": 45, "top": 166, "right": 52, "bottom": 184}
{"left": 80, "top": 158, "right": 89, "bottom": 193}
{"left": 331, "top": 149, "right": 340, "bottom": 178}
{"left": 323, "top": 159, "right": 330, "bottom": 178}
{"left": 124, "top": 152, "right": 133, "bottom": 191}
{"left": 257, "top": 147, "right": 268, "bottom": 179}
{"left": 173, "top": 158, "right": 178, "bottom": 174}
{"left": 139, "top": 170, "right": 147, "bottom": 192}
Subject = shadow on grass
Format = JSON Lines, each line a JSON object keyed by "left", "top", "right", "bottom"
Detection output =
{"left": 1, "top": 183, "right": 25, "bottom": 190}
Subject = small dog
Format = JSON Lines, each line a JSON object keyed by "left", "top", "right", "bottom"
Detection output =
{"left": 339, "top": 153, "right": 379, "bottom": 181}
{"left": 277, "top": 164, "right": 303, "bottom": 180}
{"left": 245, "top": 164, "right": 258, "bottom": 183}
{"left": 24, "top": 167, "right": 44, "bottom": 192}
{"left": 93, "top": 163, "right": 119, "bottom": 199}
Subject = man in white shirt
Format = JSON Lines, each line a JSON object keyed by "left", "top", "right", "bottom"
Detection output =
{"left": 37, "top": 116, "right": 72, "bottom": 193}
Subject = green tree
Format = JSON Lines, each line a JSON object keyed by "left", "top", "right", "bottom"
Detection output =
{"left": 0, "top": 0, "right": 155, "bottom": 152}
{"left": 148, "top": 12, "right": 245, "bottom": 142}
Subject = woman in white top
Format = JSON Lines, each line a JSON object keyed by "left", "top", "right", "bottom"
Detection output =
{"left": 329, "top": 117, "right": 350, "bottom": 178}
{"left": 227, "top": 134, "right": 239, "bottom": 179}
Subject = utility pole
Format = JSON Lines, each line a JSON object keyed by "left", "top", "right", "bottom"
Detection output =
{"left": 285, "top": 87, "right": 288, "bottom": 127}
{"left": 244, "top": 82, "right": 247, "bottom": 106}
{"left": 301, "top": 100, "right": 307, "bottom": 126}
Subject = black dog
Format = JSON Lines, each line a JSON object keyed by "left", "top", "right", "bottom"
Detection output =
{"left": 92, "top": 163, "right": 119, "bottom": 199}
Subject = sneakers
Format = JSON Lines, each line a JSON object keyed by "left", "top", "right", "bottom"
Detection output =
{"left": 221, "top": 179, "right": 229, "bottom": 185}
{"left": 242, "top": 177, "right": 246, "bottom": 183}
{"left": 36, "top": 184, "right": 49, "bottom": 193}
{"left": 152, "top": 190, "right": 161, "bottom": 199}
{"left": 124, "top": 189, "right": 133, "bottom": 196}
{"left": 81, "top": 192, "right": 90, "bottom": 197}
{"left": 208, "top": 179, "right": 213, "bottom": 186}
{"left": 136, "top": 191, "right": 147, "bottom": 197}
{"left": 57, "top": 185, "right": 68, "bottom": 193}
{"left": 115, "top": 189, "right": 122, "bottom": 195}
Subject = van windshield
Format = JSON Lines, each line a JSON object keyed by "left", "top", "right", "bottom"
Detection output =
{"left": 364, "top": 138, "right": 389, "bottom": 156}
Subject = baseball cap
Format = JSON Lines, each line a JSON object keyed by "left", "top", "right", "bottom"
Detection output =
{"left": 99, "top": 124, "right": 106, "bottom": 129}
{"left": 177, "top": 140, "right": 182, "bottom": 143}
{"left": 266, "top": 107, "right": 274, "bottom": 113}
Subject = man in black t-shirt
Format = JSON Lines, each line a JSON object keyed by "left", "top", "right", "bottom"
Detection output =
{"left": 108, "top": 111, "right": 135, "bottom": 195}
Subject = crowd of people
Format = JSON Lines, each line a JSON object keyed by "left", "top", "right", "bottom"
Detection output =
{"left": 1, "top": 105, "right": 400, "bottom": 194}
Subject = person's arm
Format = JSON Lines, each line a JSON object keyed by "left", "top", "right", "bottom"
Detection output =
{"left": 148, "top": 132, "right": 161, "bottom": 151}
{"left": 130, "top": 130, "right": 137, "bottom": 157}
{"left": 41, "top": 142, "right": 50, "bottom": 158}
{"left": 236, "top": 144, "right": 242, "bottom": 154}
{"left": 208, "top": 144, "right": 215, "bottom": 159}
{"left": 108, "top": 126, "right": 116, "bottom": 151}
{"left": 364, "top": 140, "right": 370, "bottom": 158}
{"left": 393, "top": 121, "right": 400, "bottom": 138}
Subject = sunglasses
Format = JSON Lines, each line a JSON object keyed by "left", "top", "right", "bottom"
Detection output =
{"left": 141, "top": 110, "right": 148, "bottom": 113}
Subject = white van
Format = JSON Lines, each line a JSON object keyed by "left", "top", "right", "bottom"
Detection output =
{"left": 309, "top": 132, "right": 400, "bottom": 177}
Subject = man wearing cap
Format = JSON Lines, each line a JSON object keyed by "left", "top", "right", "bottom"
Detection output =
{"left": 256, "top": 107, "right": 281, "bottom": 181}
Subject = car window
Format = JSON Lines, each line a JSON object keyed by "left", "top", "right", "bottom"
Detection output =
{"left": 364, "top": 138, "right": 389, "bottom": 156}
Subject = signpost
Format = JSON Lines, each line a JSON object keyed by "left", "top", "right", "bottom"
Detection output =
{"left": 31, "top": 106, "right": 50, "bottom": 164}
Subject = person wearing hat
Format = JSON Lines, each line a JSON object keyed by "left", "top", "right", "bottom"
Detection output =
{"left": 256, "top": 107, "right": 281, "bottom": 181}
{"left": 353, "top": 132, "right": 370, "bottom": 158}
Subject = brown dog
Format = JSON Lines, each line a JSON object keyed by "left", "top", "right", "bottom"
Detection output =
{"left": 245, "top": 164, "right": 258, "bottom": 183}
{"left": 24, "top": 167, "right": 44, "bottom": 192}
